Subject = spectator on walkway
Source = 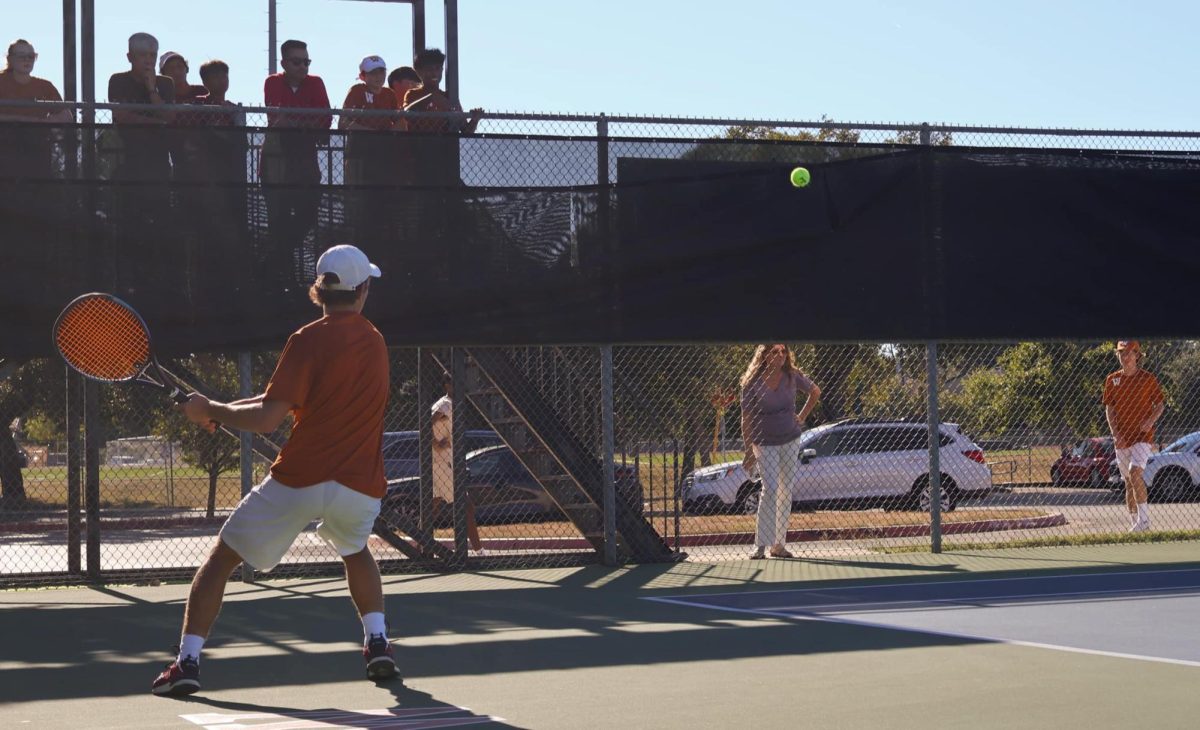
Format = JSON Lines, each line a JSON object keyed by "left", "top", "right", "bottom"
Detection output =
{"left": 159, "top": 51, "right": 207, "bottom": 104}
{"left": 387, "top": 66, "right": 420, "bottom": 130}
{"left": 432, "top": 371, "right": 483, "bottom": 554}
{"left": 0, "top": 39, "right": 72, "bottom": 180}
{"left": 196, "top": 60, "right": 237, "bottom": 122}
{"left": 340, "top": 56, "right": 399, "bottom": 132}
{"left": 107, "top": 32, "right": 175, "bottom": 181}
{"left": 1104, "top": 340, "right": 1164, "bottom": 533}
{"left": 0, "top": 40, "right": 69, "bottom": 122}
{"left": 186, "top": 59, "right": 247, "bottom": 296}
{"left": 402, "top": 48, "right": 481, "bottom": 135}
{"left": 262, "top": 39, "right": 332, "bottom": 289}
{"left": 740, "top": 344, "right": 820, "bottom": 560}
{"left": 339, "top": 55, "right": 400, "bottom": 243}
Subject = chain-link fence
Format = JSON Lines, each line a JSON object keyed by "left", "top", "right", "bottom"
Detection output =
{"left": 6, "top": 340, "right": 1200, "bottom": 586}
{"left": 6, "top": 102, "right": 1200, "bottom": 585}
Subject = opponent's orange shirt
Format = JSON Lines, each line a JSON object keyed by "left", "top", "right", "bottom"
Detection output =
{"left": 341, "top": 84, "right": 402, "bottom": 131}
{"left": 264, "top": 312, "right": 389, "bottom": 498}
{"left": 1103, "top": 368, "right": 1163, "bottom": 449}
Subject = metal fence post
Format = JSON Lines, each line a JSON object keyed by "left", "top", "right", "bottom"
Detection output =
{"left": 66, "top": 367, "right": 82, "bottom": 575}
{"left": 450, "top": 348, "right": 468, "bottom": 562}
{"left": 418, "top": 348, "right": 434, "bottom": 533}
{"left": 238, "top": 351, "right": 256, "bottom": 582}
{"left": 926, "top": 342, "right": 942, "bottom": 553}
{"left": 83, "top": 379, "right": 100, "bottom": 581}
{"left": 601, "top": 345, "right": 617, "bottom": 566}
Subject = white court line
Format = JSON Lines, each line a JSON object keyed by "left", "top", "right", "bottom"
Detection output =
{"left": 734, "top": 582, "right": 1200, "bottom": 613}
{"left": 641, "top": 565, "right": 1200, "bottom": 601}
{"left": 643, "top": 593, "right": 1200, "bottom": 669}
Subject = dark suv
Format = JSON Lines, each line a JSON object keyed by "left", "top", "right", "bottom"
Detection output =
{"left": 382, "top": 429, "right": 503, "bottom": 481}
{"left": 385, "top": 444, "right": 644, "bottom": 525}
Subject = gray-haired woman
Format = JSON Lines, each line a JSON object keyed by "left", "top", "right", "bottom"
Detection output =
{"left": 740, "top": 344, "right": 821, "bottom": 559}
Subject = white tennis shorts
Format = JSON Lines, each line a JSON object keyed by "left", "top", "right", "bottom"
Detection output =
{"left": 219, "top": 476, "right": 381, "bottom": 572}
{"left": 1115, "top": 443, "right": 1154, "bottom": 480}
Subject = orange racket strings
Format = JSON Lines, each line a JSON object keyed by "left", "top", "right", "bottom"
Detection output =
{"left": 55, "top": 296, "right": 152, "bottom": 382}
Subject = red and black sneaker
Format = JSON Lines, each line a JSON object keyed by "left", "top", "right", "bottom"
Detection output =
{"left": 364, "top": 635, "right": 398, "bottom": 682}
{"left": 152, "top": 656, "right": 201, "bottom": 696}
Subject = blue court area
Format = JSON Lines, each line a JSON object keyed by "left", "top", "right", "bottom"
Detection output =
{"left": 649, "top": 568, "right": 1200, "bottom": 667}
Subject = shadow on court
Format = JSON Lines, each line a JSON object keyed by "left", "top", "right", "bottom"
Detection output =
{"left": 0, "top": 568, "right": 989, "bottom": 706}
{"left": 7, "top": 553, "right": 1200, "bottom": 709}
{"left": 176, "top": 685, "right": 529, "bottom": 729}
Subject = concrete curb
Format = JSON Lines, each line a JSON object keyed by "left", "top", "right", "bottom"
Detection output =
{"left": 365, "top": 513, "right": 1069, "bottom": 552}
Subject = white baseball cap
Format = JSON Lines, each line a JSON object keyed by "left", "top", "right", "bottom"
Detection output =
{"left": 359, "top": 55, "right": 387, "bottom": 73}
{"left": 158, "top": 51, "right": 185, "bottom": 73}
{"left": 315, "top": 245, "right": 381, "bottom": 290}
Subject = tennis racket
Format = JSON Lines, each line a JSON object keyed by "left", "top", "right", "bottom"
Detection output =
{"left": 54, "top": 293, "right": 189, "bottom": 403}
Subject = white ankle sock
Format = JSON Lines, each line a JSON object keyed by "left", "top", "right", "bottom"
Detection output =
{"left": 361, "top": 612, "right": 387, "bottom": 642}
{"left": 178, "top": 634, "right": 205, "bottom": 663}
{"left": 1137, "top": 503, "right": 1150, "bottom": 523}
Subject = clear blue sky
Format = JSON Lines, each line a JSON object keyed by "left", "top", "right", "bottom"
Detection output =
{"left": 8, "top": 0, "right": 1197, "bottom": 129}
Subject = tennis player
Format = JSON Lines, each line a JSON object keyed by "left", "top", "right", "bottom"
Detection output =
{"left": 152, "top": 244, "right": 396, "bottom": 696}
{"left": 1104, "top": 340, "right": 1164, "bottom": 533}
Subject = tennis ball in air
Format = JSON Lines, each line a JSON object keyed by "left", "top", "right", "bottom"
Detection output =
{"left": 790, "top": 166, "right": 811, "bottom": 188}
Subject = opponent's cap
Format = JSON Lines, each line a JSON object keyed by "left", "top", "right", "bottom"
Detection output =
{"left": 1116, "top": 340, "right": 1141, "bottom": 353}
{"left": 158, "top": 51, "right": 185, "bottom": 73}
{"left": 359, "top": 55, "right": 387, "bottom": 73}
{"left": 316, "top": 245, "right": 381, "bottom": 290}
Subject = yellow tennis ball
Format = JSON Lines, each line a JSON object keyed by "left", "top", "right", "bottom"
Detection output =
{"left": 790, "top": 167, "right": 811, "bottom": 188}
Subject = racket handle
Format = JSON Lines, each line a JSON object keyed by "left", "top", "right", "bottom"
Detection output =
{"left": 171, "top": 391, "right": 223, "bottom": 430}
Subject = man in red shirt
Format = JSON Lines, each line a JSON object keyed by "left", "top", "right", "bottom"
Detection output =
{"left": 153, "top": 244, "right": 397, "bottom": 696}
{"left": 262, "top": 39, "right": 332, "bottom": 289}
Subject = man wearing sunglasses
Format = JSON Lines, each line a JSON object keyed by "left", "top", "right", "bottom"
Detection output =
{"left": 262, "top": 39, "right": 332, "bottom": 292}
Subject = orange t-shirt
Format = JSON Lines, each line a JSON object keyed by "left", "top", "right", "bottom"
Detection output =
{"left": 1103, "top": 368, "right": 1163, "bottom": 449}
{"left": 0, "top": 71, "right": 63, "bottom": 115}
{"left": 263, "top": 312, "right": 390, "bottom": 498}
{"left": 342, "top": 83, "right": 401, "bottom": 131}
{"left": 403, "top": 86, "right": 459, "bottom": 133}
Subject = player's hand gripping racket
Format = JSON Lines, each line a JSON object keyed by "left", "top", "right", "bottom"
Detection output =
{"left": 54, "top": 293, "right": 191, "bottom": 403}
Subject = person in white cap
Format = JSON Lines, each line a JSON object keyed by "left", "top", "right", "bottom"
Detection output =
{"left": 339, "top": 56, "right": 401, "bottom": 230}
{"left": 339, "top": 55, "right": 399, "bottom": 132}
{"left": 154, "top": 244, "right": 397, "bottom": 696}
{"left": 158, "top": 51, "right": 206, "bottom": 103}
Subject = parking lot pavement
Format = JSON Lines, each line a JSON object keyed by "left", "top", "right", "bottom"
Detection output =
{"left": 4, "top": 485, "right": 1198, "bottom": 574}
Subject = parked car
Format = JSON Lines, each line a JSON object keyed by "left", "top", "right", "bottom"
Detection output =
{"left": 681, "top": 419, "right": 992, "bottom": 514}
{"left": 1050, "top": 437, "right": 1116, "bottom": 488}
{"left": 384, "top": 444, "right": 643, "bottom": 524}
{"left": 1141, "top": 430, "right": 1200, "bottom": 502}
{"left": 382, "top": 429, "right": 503, "bottom": 481}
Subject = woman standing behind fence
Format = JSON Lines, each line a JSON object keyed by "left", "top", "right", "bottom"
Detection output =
{"left": 740, "top": 344, "right": 821, "bottom": 559}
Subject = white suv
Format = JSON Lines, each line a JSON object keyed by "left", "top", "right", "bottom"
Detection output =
{"left": 682, "top": 419, "right": 992, "bottom": 514}
{"left": 1140, "top": 430, "right": 1200, "bottom": 502}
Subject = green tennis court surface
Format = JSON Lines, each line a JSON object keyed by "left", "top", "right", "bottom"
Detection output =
{"left": 5, "top": 542, "right": 1200, "bottom": 728}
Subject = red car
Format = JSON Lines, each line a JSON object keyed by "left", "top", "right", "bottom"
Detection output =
{"left": 1050, "top": 437, "right": 1116, "bottom": 488}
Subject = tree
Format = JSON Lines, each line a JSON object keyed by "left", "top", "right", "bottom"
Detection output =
{"left": 0, "top": 359, "right": 64, "bottom": 506}
{"left": 155, "top": 352, "right": 275, "bottom": 517}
